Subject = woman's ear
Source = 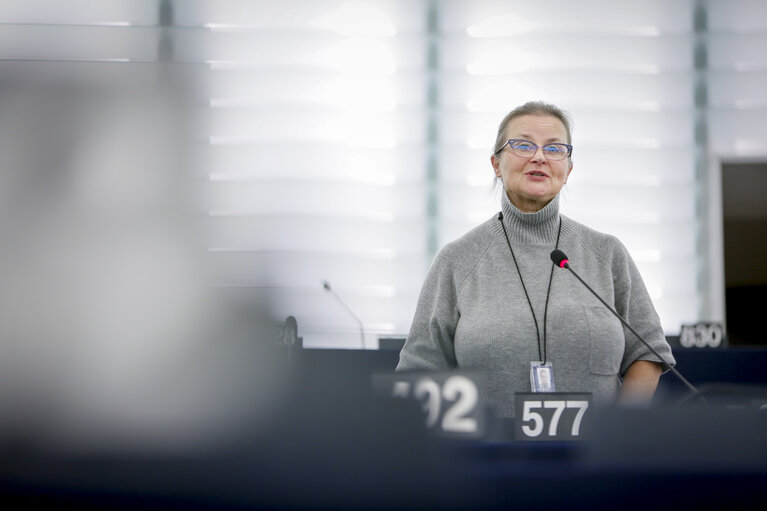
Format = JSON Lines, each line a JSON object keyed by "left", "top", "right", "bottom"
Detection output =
{"left": 491, "top": 154, "right": 501, "bottom": 178}
{"left": 564, "top": 161, "right": 573, "bottom": 184}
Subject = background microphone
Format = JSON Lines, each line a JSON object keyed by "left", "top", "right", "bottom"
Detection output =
{"left": 550, "top": 249, "right": 706, "bottom": 404}
{"left": 322, "top": 280, "right": 366, "bottom": 349}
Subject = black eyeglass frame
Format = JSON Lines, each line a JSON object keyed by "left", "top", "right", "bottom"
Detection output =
{"left": 495, "top": 139, "right": 573, "bottom": 160}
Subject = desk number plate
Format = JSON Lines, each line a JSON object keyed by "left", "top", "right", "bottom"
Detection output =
{"left": 374, "top": 371, "right": 485, "bottom": 438}
{"left": 514, "top": 392, "right": 593, "bottom": 442}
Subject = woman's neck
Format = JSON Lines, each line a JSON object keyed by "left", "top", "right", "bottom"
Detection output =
{"left": 500, "top": 192, "right": 560, "bottom": 244}
{"left": 506, "top": 192, "right": 551, "bottom": 213}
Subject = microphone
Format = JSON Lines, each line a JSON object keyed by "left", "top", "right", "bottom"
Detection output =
{"left": 322, "top": 280, "right": 366, "bottom": 349}
{"left": 550, "top": 249, "right": 706, "bottom": 404}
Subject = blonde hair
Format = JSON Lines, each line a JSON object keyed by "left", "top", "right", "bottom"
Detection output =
{"left": 492, "top": 101, "right": 573, "bottom": 155}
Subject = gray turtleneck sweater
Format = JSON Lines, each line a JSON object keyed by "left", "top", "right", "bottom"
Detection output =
{"left": 396, "top": 193, "right": 675, "bottom": 418}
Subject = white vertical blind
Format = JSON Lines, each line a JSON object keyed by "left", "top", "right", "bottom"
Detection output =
{"left": 174, "top": 0, "right": 431, "bottom": 348}
{"left": 0, "top": 1, "right": 164, "bottom": 63}
{"left": 706, "top": 0, "right": 767, "bottom": 156}
{"left": 6, "top": 0, "right": 761, "bottom": 346}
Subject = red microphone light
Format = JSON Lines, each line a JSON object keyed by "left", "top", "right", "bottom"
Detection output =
{"left": 550, "top": 249, "right": 569, "bottom": 269}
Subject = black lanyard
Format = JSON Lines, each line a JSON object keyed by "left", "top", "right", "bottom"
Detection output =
{"left": 498, "top": 213, "right": 562, "bottom": 364}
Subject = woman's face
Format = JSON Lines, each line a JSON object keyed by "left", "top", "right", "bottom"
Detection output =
{"left": 491, "top": 114, "right": 573, "bottom": 213}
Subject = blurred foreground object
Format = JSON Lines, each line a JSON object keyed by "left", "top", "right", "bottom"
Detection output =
{"left": 0, "top": 62, "right": 289, "bottom": 457}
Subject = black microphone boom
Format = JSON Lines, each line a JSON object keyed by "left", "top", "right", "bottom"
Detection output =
{"left": 322, "top": 280, "right": 366, "bottom": 349}
{"left": 549, "top": 250, "right": 706, "bottom": 404}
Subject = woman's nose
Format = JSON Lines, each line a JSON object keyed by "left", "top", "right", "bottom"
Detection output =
{"left": 530, "top": 145, "right": 547, "bottom": 162}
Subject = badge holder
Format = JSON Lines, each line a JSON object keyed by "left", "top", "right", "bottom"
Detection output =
{"left": 530, "top": 361, "right": 555, "bottom": 392}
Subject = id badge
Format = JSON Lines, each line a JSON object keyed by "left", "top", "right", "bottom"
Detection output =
{"left": 530, "top": 361, "right": 555, "bottom": 392}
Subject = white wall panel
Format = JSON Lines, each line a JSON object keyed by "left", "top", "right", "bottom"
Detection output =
{"left": 440, "top": 35, "right": 694, "bottom": 73}
{"left": 205, "top": 216, "right": 428, "bottom": 254}
{"left": 708, "top": 109, "right": 767, "bottom": 155}
{"left": 706, "top": 0, "right": 767, "bottom": 33}
{"left": 439, "top": 0, "right": 694, "bottom": 35}
{"left": 7, "top": 0, "right": 758, "bottom": 344}
{"left": 708, "top": 71, "right": 767, "bottom": 108}
{"left": 202, "top": 145, "right": 427, "bottom": 184}
{"left": 194, "top": 1, "right": 431, "bottom": 344}
{"left": 708, "top": 34, "right": 767, "bottom": 70}
{"left": 0, "top": 0, "right": 159, "bottom": 25}
{"left": 440, "top": 72, "right": 695, "bottom": 111}
{"left": 0, "top": 25, "right": 160, "bottom": 61}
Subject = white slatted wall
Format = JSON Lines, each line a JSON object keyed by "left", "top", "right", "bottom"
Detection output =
{"left": 186, "top": 1, "right": 432, "bottom": 348}
{"left": 4, "top": 0, "right": 764, "bottom": 348}
{"left": 707, "top": 0, "right": 767, "bottom": 155}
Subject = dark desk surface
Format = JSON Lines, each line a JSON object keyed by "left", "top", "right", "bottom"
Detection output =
{"left": 297, "top": 345, "right": 767, "bottom": 395}
{"left": 3, "top": 399, "right": 765, "bottom": 511}
{"left": 300, "top": 345, "right": 767, "bottom": 377}
{"left": 2, "top": 347, "right": 766, "bottom": 510}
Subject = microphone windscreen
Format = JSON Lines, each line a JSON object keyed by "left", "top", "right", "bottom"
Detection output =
{"left": 550, "top": 249, "right": 569, "bottom": 267}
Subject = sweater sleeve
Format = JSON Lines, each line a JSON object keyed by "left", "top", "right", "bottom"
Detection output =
{"left": 396, "top": 249, "right": 460, "bottom": 371}
{"left": 612, "top": 241, "right": 676, "bottom": 377}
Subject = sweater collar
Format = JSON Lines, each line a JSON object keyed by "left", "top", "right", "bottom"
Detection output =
{"left": 500, "top": 193, "right": 561, "bottom": 244}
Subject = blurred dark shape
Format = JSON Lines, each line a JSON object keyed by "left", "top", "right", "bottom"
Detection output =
{"left": 159, "top": 0, "right": 174, "bottom": 27}
{"left": 726, "top": 285, "right": 767, "bottom": 346}
{"left": 378, "top": 336, "right": 406, "bottom": 351}
{"left": 655, "top": 347, "right": 767, "bottom": 405}
{"left": 673, "top": 382, "right": 767, "bottom": 408}
{"left": 586, "top": 406, "right": 767, "bottom": 470}
{"left": 1, "top": 345, "right": 476, "bottom": 510}
{"left": 0, "top": 44, "right": 291, "bottom": 464}
{"left": 157, "top": 0, "right": 174, "bottom": 63}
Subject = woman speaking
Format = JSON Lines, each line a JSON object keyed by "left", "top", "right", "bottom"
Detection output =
{"left": 396, "top": 101, "right": 674, "bottom": 418}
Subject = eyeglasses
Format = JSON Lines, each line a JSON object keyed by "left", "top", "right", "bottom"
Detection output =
{"left": 497, "top": 139, "right": 573, "bottom": 161}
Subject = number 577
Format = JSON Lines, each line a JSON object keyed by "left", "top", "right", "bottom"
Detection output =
{"left": 521, "top": 400, "right": 589, "bottom": 437}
